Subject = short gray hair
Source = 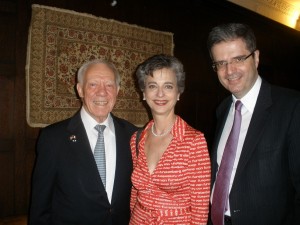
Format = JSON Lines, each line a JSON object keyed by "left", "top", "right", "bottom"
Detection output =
{"left": 77, "top": 59, "right": 121, "bottom": 86}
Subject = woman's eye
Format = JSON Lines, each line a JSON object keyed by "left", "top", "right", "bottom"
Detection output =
{"left": 148, "top": 84, "right": 156, "bottom": 89}
{"left": 165, "top": 85, "right": 173, "bottom": 89}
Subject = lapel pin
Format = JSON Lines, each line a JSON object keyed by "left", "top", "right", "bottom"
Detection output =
{"left": 70, "top": 135, "right": 77, "bottom": 142}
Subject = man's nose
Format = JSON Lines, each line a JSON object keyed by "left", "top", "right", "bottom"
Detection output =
{"left": 96, "top": 84, "right": 107, "bottom": 95}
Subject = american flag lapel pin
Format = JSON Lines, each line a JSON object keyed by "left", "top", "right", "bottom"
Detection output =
{"left": 69, "top": 135, "right": 77, "bottom": 142}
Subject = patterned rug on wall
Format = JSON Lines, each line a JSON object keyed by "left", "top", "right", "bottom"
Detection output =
{"left": 26, "top": 4, "right": 173, "bottom": 127}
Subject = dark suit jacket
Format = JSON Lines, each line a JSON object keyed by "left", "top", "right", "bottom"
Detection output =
{"left": 209, "top": 80, "right": 300, "bottom": 225}
{"left": 29, "top": 112, "right": 137, "bottom": 225}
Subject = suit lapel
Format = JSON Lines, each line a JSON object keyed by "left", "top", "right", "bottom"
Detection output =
{"left": 234, "top": 81, "right": 272, "bottom": 179}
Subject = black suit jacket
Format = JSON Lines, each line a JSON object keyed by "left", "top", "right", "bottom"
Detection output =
{"left": 29, "top": 112, "right": 137, "bottom": 225}
{"left": 209, "top": 80, "right": 300, "bottom": 225}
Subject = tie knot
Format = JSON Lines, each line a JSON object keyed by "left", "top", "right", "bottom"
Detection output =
{"left": 235, "top": 100, "right": 242, "bottom": 112}
{"left": 95, "top": 124, "right": 106, "bottom": 133}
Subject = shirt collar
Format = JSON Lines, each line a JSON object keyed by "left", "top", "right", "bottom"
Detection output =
{"left": 80, "top": 107, "right": 115, "bottom": 135}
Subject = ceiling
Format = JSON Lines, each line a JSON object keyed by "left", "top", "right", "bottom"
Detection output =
{"left": 228, "top": 0, "right": 300, "bottom": 31}
{"left": 288, "top": 0, "right": 300, "bottom": 7}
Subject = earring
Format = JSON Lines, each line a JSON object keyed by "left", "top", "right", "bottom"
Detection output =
{"left": 143, "top": 97, "right": 146, "bottom": 100}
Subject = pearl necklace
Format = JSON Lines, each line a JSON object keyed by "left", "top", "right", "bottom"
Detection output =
{"left": 151, "top": 123, "right": 173, "bottom": 137}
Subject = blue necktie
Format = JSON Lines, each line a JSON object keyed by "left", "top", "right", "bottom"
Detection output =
{"left": 94, "top": 125, "right": 106, "bottom": 188}
{"left": 212, "top": 100, "right": 243, "bottom": 225}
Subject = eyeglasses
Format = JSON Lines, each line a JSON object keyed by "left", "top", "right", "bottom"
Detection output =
{"left": 212, "top": 51, "right": 255, "bottom": 72}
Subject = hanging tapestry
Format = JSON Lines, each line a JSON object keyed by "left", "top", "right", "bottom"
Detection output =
{"left": 26, "top": 4, "right": 173, "bottom": 127}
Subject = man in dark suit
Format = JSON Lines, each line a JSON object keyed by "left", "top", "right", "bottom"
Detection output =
{"left": 29, "top": 59, "right": 137, "bottom": 225}
{"left": 207, "top": 23, "right": 300, "bottom": 225}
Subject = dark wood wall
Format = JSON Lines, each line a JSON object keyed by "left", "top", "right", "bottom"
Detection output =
{"left": 1, "top": 0, "right": 299, "bottom": 218}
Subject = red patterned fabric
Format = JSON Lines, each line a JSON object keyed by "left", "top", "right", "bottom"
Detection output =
{"left": 130, "top": 116, "right": 211, "bottom": 225}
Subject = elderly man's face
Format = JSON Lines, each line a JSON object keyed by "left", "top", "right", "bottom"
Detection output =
{"left": 77, "top": 63, "right": 119, "bottom": 123}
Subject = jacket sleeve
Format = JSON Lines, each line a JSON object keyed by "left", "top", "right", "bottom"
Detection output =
{"left": 289, "top": 100, "right": 300, "bottom": 224}
{"left": 29, "top": 128, "right": 59, "bottom": 225}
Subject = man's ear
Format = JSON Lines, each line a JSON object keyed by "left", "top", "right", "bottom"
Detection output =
{"left": 76, "top": 83, "right": 83, "bottom": 98}
{"left": 254, "top": 49, "right": 260, "bottom": 68}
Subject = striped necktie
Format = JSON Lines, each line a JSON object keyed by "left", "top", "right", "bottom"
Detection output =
{"left": 94, "top": 125, "right": 106, "bottom": 188}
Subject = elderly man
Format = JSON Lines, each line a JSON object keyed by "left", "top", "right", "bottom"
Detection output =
{"left": 29, "top": 59, "right": 137, "bottom": 225}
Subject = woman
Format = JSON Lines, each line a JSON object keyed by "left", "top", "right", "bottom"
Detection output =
{"left": 130, "top": 54, "right": 211, "bottom": 224}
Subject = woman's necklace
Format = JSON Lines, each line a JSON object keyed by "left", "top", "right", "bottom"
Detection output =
{"left": 151, "top": 122, "right": 174, "bottom": 137}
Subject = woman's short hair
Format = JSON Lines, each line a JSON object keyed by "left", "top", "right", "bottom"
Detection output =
{"left": 136, "top": 54, "right": 185, "bottom": 94}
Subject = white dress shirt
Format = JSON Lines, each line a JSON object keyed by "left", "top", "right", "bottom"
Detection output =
{"left": 212, "top": 76, "right": 262, "bottom": 216}
{"left": 80, "top": 107, "right": 116, "bottom": 203}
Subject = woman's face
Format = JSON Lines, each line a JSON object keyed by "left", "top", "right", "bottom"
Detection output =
{"left": 143, "top": 68, "right": 180, "bottom": 117}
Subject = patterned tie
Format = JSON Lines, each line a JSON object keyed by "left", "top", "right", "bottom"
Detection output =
{"left": 212, "top": 100, "right": 243, "bottom": 225}
{"left": 94, "top": 125, "right": 106, "bottom": 188}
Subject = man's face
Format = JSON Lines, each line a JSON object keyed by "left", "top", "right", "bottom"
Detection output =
{"left": 77, "top": 63, "right": 119, "bottom": 123}
{"left": 211, "top": 38, "right": 259, "bottom": 99}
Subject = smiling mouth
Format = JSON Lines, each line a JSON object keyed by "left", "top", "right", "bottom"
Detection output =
{"left": 154, "top": 100, "right": 167, "bottom": 105}
{"left": 227, "top": 75, "right": 240, "bottom": 81}
{"left": 94, "top": 100, "right": 108, "bottom": 106}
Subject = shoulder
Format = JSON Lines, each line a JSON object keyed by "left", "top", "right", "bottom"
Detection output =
{"left": 35, "top": 117, "right": 76, "bottom": 153}
{"left": 176, "top": 118, "right": 209, "bottom": 158}
{"left": 258, "top": 79, "right": 299, "bottom": 101}
{"left": 259, "top": 82, "right": 300, "bottom": 114}
{"left": 40, "top": 117, "right": 72, "bottom": 135}
{"left": 176, "top": 116, "right": 206, "bottom": 140}
{"left": 38, "top": 111, "right": 84, "bottom": 139}
{"left": 270, "top": 84, "right": 300, "bottom": 101}
{"left": 111, "top": 114, "right": 138, "bottom": 133}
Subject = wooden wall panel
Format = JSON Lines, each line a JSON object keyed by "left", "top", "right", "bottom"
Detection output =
{"left": 0, "top": 77, "right": 14, "bottom": 137}
{"left": 0, "top": 152, "right": 14, "bottom": 216}
{"left": 14, "top": 0, "right": 33, "bottom": 214}
{"left": 0, "top": 1, "right": 16, "bottom": 217}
